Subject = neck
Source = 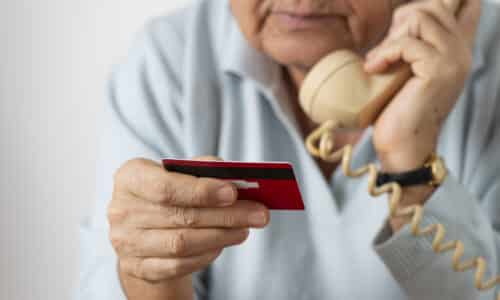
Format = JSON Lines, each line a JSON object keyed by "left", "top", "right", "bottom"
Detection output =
{"left": 286, "top": 65, "right": 309, "bottom": 91}
{"left": 282, "top": 66, "right": 318, "bottom": 137}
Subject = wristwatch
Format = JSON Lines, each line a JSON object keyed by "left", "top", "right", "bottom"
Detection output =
{"left": 376, "top": 153, "right": 448, "bottom": 187}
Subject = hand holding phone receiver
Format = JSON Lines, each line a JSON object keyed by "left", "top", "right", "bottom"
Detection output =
{"left": 299, "top": 0, "right": 500, "bottom": 298}
{"left": 300, "top": 0, "right": 462, "bottom": 133}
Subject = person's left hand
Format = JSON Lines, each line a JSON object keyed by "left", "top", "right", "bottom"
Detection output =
{"left": 364, "top": 0, "right": 481, "bottom": 173}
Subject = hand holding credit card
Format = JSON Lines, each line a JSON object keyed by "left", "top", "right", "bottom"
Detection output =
{"left": 163, "top": 159, "right": 305, "bottom": 210}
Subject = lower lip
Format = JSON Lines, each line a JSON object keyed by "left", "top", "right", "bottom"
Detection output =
{"left": 271, "top": 13, "right": 340, "bottom": 30}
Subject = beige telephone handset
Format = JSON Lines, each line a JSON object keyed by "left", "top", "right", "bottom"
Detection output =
{"left": 299, "top": 0, "right": 500, "bottom": 298}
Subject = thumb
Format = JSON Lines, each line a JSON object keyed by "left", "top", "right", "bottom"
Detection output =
{"left": 192, "top": 156, "right": 224, "bottom": 161}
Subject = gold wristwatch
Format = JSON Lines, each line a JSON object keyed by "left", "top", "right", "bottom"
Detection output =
{"left": 424, "top": 153, "right": 448, "bottom": 186}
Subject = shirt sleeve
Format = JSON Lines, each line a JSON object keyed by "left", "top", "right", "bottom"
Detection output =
{"left": 373, "top": 103, "right": 500, "bottom": 298}
{"left": 74, "top": 18, "right": 209, "bottom": 300}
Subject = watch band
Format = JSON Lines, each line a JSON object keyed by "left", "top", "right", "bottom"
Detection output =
{"left": 375, "top": 153, "right": 448, "bottom": 187}
{"left": 376, "top": 167, "right": 434, "bottom": 187}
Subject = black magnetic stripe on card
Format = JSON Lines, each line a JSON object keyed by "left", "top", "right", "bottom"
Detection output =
{"left": 164, "top": 164, "right": 295, "bottom": 180}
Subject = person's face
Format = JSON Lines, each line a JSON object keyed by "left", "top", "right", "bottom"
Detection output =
{"left": 230, "top": 0, "right": 407, "bottom": 72}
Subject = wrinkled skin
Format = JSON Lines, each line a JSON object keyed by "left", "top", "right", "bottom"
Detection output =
{"left": 113, "top": 1, "right": 481, "bottom": 299}
{"left": 230, "top": 0, "right": 407, "bottom": 77}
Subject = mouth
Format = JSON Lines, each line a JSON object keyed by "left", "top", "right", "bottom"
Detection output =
{"left": 270, "top": 11, "right": 345, "bottom": 31}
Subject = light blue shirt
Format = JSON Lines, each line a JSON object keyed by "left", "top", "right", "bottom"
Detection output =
{"left": 77, "top": 0, "right": 500, "bottom": 299}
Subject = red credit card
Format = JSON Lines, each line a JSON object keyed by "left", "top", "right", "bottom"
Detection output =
{"left": 162, "top": 159, "right": 305, "bottom": 210}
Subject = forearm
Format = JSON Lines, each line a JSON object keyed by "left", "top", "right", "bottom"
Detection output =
{"left": 374, "top": 175, "right": 499, "bottom": 299}
{"left": 120, "top": 268, "right": 194, "bottom": 300}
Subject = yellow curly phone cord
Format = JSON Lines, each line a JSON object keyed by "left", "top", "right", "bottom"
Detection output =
{"left": 306, "top": 120, "right": 500, "bottom": 300}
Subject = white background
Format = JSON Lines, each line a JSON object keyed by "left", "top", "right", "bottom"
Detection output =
{"left": 1, "top": 1, "right": 498, "bottom": 300}
{"left": 0, "top": 1, "right": 190, "bottom": 299}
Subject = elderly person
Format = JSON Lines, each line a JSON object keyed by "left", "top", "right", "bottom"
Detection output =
{"left": 78, "top": 0, "right": 500, "bottom": 299}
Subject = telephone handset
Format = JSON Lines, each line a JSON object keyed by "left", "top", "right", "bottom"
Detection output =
{"left": 300, "top": 0, "right": 461, "bottom": 131}
{"left": 299, "top": 0, "right": 500, "bottom": 298}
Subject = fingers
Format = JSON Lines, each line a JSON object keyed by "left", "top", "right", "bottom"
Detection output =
{"left": 120, "top": 249, "right": 222, "bottom": 282}
{"left": 111, "top": 200, "right": 270, "bottom": 229}
{"left": 391, "top": 0, "right": 460, "bottom": 38}
{"left": 365, "top": 36, "right": 438, "bottom": 76}
{"left": 379, "top": 0, "right": 461, "bottom": 53}
{"left": 365, "top": 0, "right": 474, "bottom": 75}
{"left": 111, "top": 156, "right": 265, "bottom": 283}
{"left": 391, "top": 11, "right": 458, "bottom": 53}
{"left": 114, "top": 158, "right": 237, "bottom": 208}
{"left": 111, "top": 227, "right": 250, "bottom": 258}
{"left": 456, "top": 0, "right": 481, "bottom": 45}
{"left": 192, "top": 155, "right": 223, "bottom": 161}
{"left": 387, "top": 0, "right": 481, "bottom": 49}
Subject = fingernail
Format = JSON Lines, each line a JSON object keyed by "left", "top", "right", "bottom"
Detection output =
{"left": 248, "top": 211, "right": 267, "bottom": 227}
{"left": 216, "top": 185, "right": 236, "bottom": 206}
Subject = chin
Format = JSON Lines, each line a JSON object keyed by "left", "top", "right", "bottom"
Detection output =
{"left": 261, "top": 32, "right": 357, "bottom": 72}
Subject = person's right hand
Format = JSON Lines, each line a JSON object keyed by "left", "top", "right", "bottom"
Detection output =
{"left": 108, "top": 157, "right": 270, "bottom": 285}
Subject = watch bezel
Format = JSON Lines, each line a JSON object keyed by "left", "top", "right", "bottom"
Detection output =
{"left": 425, "top": 154, "right": 448, "bottom": 186}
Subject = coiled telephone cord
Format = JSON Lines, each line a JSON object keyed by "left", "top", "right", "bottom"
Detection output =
{"left": 306, "top": 120, "right": 500, "bottom": 300}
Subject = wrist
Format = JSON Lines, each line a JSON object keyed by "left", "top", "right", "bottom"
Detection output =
{"left": 377, "top": 144, "right": 436, "bottom": 173}
{"left": 119, "top": 263, "right": 193, "bottom": 300}
{"left": 373, "top": 128, "right": 440, "bottom": 172}
{"left": 375, "top": 144, "right": 445, "bottom": 233}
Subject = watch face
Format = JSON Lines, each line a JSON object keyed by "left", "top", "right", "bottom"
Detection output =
{"left": 432, "top": 157, "right": 448, "bottom": 185}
